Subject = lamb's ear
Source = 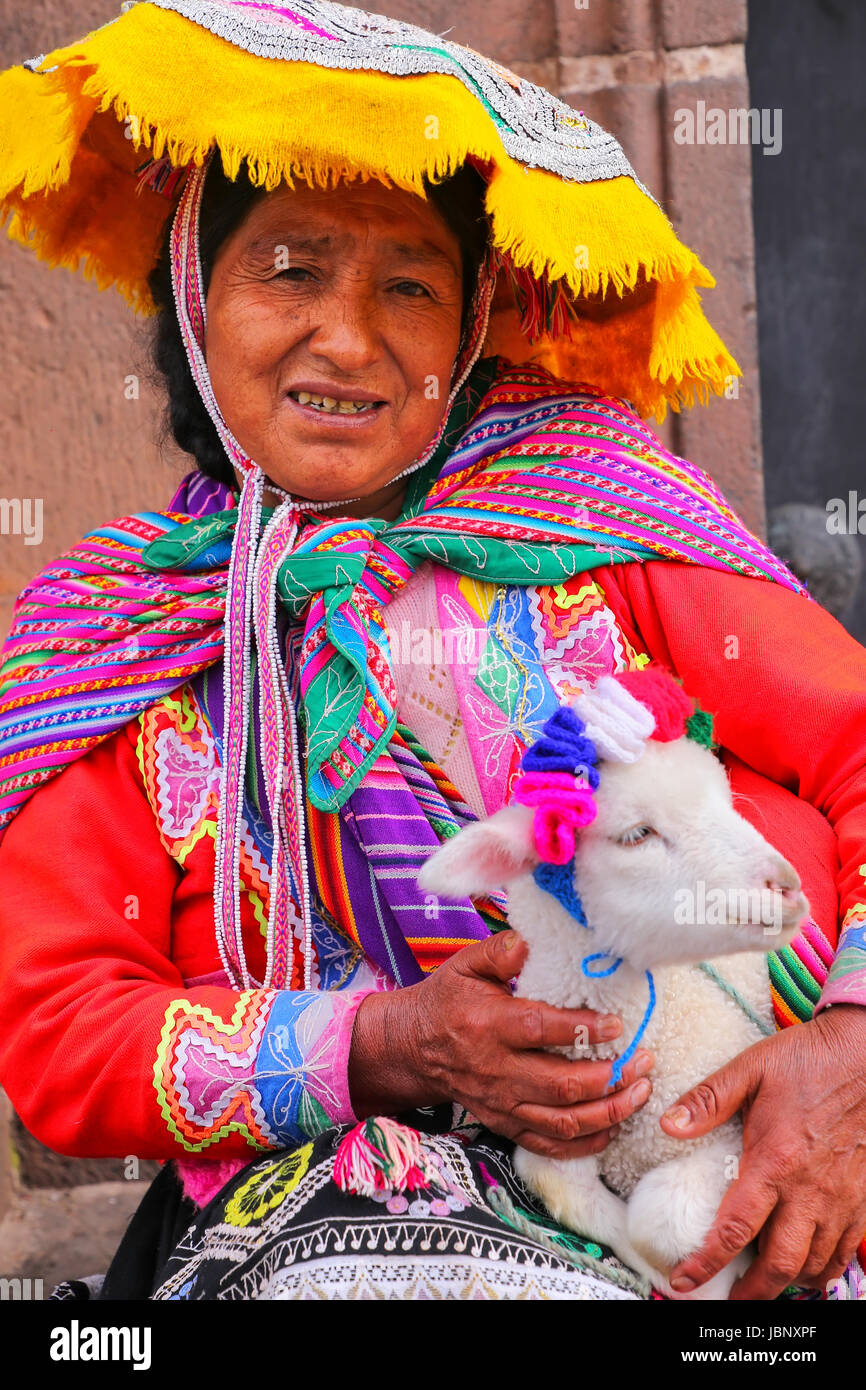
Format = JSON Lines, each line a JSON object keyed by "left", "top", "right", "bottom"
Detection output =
{"left": 417, "top": 804, "right": 538, "bottom": 899}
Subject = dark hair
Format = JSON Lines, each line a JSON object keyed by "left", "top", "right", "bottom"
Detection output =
{"left": 147, "top": 157, "right": 491, "bottom": 486}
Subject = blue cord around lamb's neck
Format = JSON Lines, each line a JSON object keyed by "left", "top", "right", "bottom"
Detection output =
{"left": 532, "top": 859, "right": 656, "bottom": 1091}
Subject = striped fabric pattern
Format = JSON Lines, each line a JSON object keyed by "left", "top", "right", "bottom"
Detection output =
{"left": 769, "top": 921, "right": 836, "bottom": 1027}
{"left": 0, "top": 361, "right": 809, "bottom": 844}
{"left": 0, "top": 513, "right": 227, "bottom": 832}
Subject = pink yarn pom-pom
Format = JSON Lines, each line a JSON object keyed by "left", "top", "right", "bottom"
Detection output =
{"left": 532, "top": 793, "right": 597, "bottom": 864}
{"left": 533, "top": 806, "right": 577, "bottom": 863}
{"left": 512, "top": 770, "right": 590, "bottom": 804}
{"left": 512, "top": 770, "right": 598, "bottom": 863}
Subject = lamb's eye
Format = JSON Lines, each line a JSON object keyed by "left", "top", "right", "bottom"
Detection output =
{"left": 617, "top": 824, "right": 657, "bottom": 846}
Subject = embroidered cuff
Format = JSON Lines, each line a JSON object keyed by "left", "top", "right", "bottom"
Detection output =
{"left": 815, "top": 908, "right": 866, "bottom": 1012}
{"left": 155, "top": 987, "right": 377, "bottom": 1154}
{"left": 253, "top": 987, "right": 377, "bottom": 1143}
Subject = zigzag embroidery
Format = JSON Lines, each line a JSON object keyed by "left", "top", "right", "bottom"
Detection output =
{"left": 154, "top": 990, "right": 277, "bottom": 1152}
{"left": 135, "top": 686, "right": 270, "bottom": 937}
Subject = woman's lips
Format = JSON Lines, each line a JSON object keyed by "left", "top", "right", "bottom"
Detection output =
{"left": 284, "top": 389, "right": 388, "bottom": 429}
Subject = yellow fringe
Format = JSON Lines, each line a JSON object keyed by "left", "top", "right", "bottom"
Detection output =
{"left": 0, "top": 3, "right": 742, "bottom": 419}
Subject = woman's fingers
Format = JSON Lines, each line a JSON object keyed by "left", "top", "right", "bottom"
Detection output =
{"left": 729, "top": 1203, "right": 817, "bottom": 1300}
{"left": 458, "top": 929, "right": 529, "bottom": 985}
{"left": 422, "top": 934, "right": 657, "bottom": 1152}
{"left": 791, "top": 1221, "right": 864, "bottom": 1290}
{"left": 461, "top": 933, "right": 623, "bottom": 1050}
{"left": 512, "top": 1125, "right": 619, "bottom": 1161}
{"left": 811, "top": 1224, "right": 865, "bottom": 1288}
{"left": 668, "top": 1169, "right": 778, "bottom": 1295}
{"left": 798, "top": 1222, "right": 848, "bottom": 1284}
{"left": 500, "top": 1044, "right": 652, "bottom": 1108}
{"left": 500, "top": 996, "right": 624, "bottom": 1051}
{"left": 509, "top": 1074, "right": 653, "bottom": 1145}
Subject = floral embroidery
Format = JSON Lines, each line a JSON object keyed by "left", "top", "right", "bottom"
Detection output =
{"left": 136, "top": 687, "right": 219, "bottom": 862}
{"left": 527, "top": 576, "right": 648, "bottom": 699}
{"left": 224, "top": 1144, "right": 314, "bottom": 1228}
{"left": 135, "top": 687, "right": 271, "bottom": 938}
{"left": 254, "top": 991, "right": 359, "bottom": 1139}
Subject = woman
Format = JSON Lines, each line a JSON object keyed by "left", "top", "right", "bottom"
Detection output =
{"left": 1, "top": 0, "right": 865, "bottom": 1302}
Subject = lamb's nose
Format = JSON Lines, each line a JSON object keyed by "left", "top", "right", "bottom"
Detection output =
{"left": 770, "top": 883, "right": 798, "bottom": 901}
{"left": 764, "top": 862, "right": 801, "bottom": 899}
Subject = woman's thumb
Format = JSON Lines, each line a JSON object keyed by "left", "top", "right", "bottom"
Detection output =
{"left": 659, "top": 1051, "right": 758, "bottom": 1139}
{"left": 470, "top": 929, "right": 527, "bottom": 982}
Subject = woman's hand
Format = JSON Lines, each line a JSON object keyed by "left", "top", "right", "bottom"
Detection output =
{"left": 658, "top": 1003, "right": 866, "bottom": 1299}
{"left": 348, "top": 929, "right": 654, "bottom": 1158}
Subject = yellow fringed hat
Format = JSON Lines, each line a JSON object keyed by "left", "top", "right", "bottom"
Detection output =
{"left": 0, "top": 0, "right": 741, "bottom": 421}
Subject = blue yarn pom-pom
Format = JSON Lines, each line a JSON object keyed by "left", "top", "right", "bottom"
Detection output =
{"left": 522, "top": 706, "right": 600, "bottom": 787}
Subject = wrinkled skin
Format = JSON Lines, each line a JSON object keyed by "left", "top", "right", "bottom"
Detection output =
{"left": 349, "top": 932, "right": 656, "bottom": 1158}
{"left": 205, "top": 179, "right": 464, "bottom": 520}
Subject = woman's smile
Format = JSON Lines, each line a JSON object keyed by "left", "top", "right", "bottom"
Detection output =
{"left": 283, "top": 381, "right": 389, "bottom": 427}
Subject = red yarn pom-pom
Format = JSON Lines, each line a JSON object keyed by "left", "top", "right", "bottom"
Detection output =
{"left": 613, "top": 665, "right": 693, "bottom": 742}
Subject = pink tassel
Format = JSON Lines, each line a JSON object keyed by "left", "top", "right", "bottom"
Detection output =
{"left": 175, "top": 1155, "right": 247, "bottom": 1209}
{"left": 333, "top": 1117, "right": 436, "bottom": 1197}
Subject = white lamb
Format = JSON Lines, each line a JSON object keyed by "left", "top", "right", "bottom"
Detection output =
{"left": 418, "top": 665, "right": 809, "bottom": 1300}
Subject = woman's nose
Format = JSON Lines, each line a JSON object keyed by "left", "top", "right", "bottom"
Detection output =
{"left": 306, "top": 290, "right": 382, "bottom": 370}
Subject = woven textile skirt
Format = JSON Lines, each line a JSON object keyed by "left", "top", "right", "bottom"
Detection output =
{"left": 51, "top": 1113, "right": 851, "bottom": 1301}
{"left": 147, "top": 1125, "right": 653, "bottom": 1302}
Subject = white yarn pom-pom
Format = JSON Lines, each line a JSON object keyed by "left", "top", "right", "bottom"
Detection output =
{"left": 571, "top": 676, "right": 655, "bottom": 763}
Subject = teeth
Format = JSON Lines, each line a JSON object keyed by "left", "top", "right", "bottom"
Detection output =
{"left": 291, "top": 391, "right": 376, "bottom": 415}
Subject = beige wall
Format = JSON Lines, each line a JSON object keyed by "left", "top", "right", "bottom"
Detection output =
{"left": 0, "top": 0, "right": 762, "bottom": 651}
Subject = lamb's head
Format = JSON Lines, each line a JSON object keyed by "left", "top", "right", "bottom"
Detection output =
{"left": 418, "top": 664, "right": 810, "bottom": 973}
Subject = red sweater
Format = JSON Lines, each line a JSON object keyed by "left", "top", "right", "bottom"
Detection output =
{"left": 1, "top": 559, "right": 864, "bottom": 1160}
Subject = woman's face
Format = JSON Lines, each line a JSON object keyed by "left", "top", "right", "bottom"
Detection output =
{"left": 204, "top": 179, "right": 466, "bottom": 517}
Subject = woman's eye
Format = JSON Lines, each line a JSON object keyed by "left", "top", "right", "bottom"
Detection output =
{"left": 391, "top": 280, "right": 430, "bottom": 298}
{"left": 617, "top": 825, "right": 658, "bottom": 846}
{"left": 273, "top": 266, "right": 315, "bottom": 282}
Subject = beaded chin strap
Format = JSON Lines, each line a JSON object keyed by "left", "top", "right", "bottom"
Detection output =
{"left": 167, "top": 146, "right": 496, "bottom": 991}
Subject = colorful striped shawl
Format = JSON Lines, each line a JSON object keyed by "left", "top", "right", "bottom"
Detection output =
{"left": 0, "top": 359, "right": 808, "bottom": 850}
